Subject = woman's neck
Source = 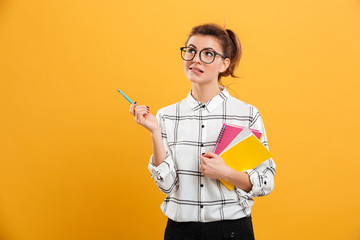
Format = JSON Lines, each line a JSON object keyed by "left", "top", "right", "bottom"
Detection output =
{"left": 191, "top": 84, "right": 223, "bottom": 104}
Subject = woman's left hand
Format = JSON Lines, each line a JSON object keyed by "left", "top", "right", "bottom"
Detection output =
{"left": 199, "top": 152, "right": 230, "bottom": 180}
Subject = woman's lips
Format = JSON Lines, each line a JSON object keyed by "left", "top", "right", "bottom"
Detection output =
{"left": 190, "top": 68, "right": 203, "bottom": 74}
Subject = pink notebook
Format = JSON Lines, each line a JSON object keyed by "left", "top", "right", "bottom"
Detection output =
{"left": 212, "top": 123, "right": 263, "bottom": 155}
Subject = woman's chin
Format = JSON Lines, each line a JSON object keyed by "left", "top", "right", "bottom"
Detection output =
{"left": 188, "top": 78, "right": 211, "bottom": 85}
{"left": 187, "top": 74, "right": 206, "bottom": 83}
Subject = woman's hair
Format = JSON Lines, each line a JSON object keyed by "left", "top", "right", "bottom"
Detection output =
{"left": 184, "top": 23, "right": 242, "bottom": 87}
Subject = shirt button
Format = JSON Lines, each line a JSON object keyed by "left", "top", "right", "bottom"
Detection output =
{"left": 202, "top": 125, "right": 204, "bottom": 128}
{"left": 202, "top": 105, "right": 205, "bottom": 108}
{"left": 200, "top": 184, "right": 204, "bottom": 187}
{"left": 200, "top": 205, "right": 203, "bottom": 208}
{"left": 230, "top": 232, "right": 235, "bottom": 237}
{"left": 201, "top": 143, "right": 204, "bottom": 147}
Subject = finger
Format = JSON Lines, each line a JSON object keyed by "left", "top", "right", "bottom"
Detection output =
{"left": 201, "top": 167, "right": 206, "bottom": 175}
{"left": 129, "top": 102, "right": 138, "bottom": 115}
{"left": 135, "top": 107, "right": 143, "bottom": 122}
{"left": 134, "top": 105, "right": 143, "bottom": 121}
{"left": 129, "top": 104, "right": 134, "bottom": 115}
{"left": 144, "top": 106, "right": 150, "bottom": 114}
{"left": 134, "top": 105, "right": 146, "bottom": 117}
{"left": 135, "top": 105, "right": 148, "bottom": 112}
{"left": 203, "top": 152, "right": 217, "bottom": 158}
{"left": 135, "top": 107, "right": 149, "bottom": 122}
{"left": 138, "top": 105, "right": 150, "bottom": 115}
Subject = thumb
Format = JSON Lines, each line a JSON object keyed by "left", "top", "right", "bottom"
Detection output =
{"left": 203, "top": 151, "right": 218, "bottom": 158}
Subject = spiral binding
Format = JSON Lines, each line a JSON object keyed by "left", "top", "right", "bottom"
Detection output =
{"left": 216, "top": 125, "right": 227, "bottom": 144}
{"left": 213, "top": 124, "right": 228, "bottom": 153}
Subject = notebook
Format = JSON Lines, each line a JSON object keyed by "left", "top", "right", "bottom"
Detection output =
{"left": 212, "top": 123, "right": 263, "bottom": 155}
{"left": 212, "top": 125, "right": 272, "bottom": 191}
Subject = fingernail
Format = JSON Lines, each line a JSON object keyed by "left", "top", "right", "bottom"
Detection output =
{"left": 134, "top": 102, "right": 137, "bottom": 104}
{"left": 146, "top": 106, "right": 150, "bottom": 108}
{"left": 202, "top": 153, "right": 205, "bottom": 155}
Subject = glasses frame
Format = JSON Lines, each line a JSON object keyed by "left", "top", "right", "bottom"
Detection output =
{"left": 180, "top": 47, "right": 227, "bottom": 64}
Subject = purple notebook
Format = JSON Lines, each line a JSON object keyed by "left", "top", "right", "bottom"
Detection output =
{"left": 212, "top": 123, "right": 263, "bottom": 155}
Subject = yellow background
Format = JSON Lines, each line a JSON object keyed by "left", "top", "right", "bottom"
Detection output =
{"left": 1, "top": 0, "right": 359, "bottom": 239}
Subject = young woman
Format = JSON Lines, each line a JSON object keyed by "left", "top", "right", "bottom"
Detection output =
{"left": 129, "top": 23, "right": 276, "bottom": 240}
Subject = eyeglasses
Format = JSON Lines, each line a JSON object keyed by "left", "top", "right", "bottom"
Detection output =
{"left": 180, "top": 47, "right": 227, "bottom": 64}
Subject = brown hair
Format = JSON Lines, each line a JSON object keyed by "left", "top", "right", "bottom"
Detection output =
{"left": 184, "top": 23, "right": 242, "bottom": 87}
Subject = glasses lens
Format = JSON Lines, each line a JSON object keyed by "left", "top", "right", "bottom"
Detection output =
{"left": 200, "top": 50, "right": 215, "bottom": 63}
{"left": 181, "top": 47, "right": 195, "bottom": 61}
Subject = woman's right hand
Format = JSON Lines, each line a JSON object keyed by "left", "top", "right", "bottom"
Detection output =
{"left": 129, "top": 102, "right": 160, "bottom": 133}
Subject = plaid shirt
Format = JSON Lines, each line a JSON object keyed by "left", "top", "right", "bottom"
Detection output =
{"left": 148, "top": 86, "right": 276, "bottom": 222}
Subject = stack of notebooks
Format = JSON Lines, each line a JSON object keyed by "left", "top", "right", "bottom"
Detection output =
{"left": 212, "top": 123, "right": 273, "bottom": 191}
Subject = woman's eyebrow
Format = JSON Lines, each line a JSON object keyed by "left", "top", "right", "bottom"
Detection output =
{"left": 188, "top": 44, "right": 215, "bottom": 50}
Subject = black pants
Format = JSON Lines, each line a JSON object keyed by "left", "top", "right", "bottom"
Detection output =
{"left": 164, "top": 216, "right": 255, "bottom": 240}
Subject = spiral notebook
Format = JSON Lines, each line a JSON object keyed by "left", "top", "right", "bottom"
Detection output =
{"left": 212, "top": 124, "right": 272, "bottom": 191}
{"left": 212, "top": 123, "right": 263, "bottom": 155}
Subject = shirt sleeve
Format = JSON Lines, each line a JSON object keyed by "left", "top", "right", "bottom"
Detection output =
{"left": 148, "top": 109, "right": 179, "bottom": 195}
{"left": 234, "top": 106, "right": 276, "bottom": 199}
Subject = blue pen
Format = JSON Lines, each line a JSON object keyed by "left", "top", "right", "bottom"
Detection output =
{"left": 117, "top": 89, "right": 134, "bottom": 104}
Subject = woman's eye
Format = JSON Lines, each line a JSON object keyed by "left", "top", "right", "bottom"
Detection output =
{"left": 206, "top": 51, "right": 214, "bottom": 57}
{"left": 188, "top": 49, "right": 195, "bottom": 53}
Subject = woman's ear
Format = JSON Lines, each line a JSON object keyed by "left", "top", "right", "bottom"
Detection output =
{"left": 220, "top": 58, "right": 231, "bottom": 73}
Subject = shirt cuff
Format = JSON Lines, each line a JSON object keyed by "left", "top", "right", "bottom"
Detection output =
{"left": 148, "top": 151, "right": 172, "bottom": 182}
{"left": 239, "top": 169, "right": 267, "bottom": 198}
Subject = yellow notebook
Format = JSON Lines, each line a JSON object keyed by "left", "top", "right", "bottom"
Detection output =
{"left": 219, "top": 134, "right": 273, "bottom": 191}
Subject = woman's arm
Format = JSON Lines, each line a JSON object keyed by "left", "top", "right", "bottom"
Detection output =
{"left": 235, "top": 106, "right": 276, "bottom": 198}
{"left": 150, "top": 128, "right": 167, "bottom": 167}
{"left": 223, "top": 169, "right": 252, "bottom": 193}
{"left": 129, "top": 103, "right": 178, "bottom": 194}
{"left": 147, "top": 110, "right": 179, "bottom": 195}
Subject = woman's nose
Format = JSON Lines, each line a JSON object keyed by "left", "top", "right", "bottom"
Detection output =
{"left": 192, "top": 52, "right": 201, "bottom": 63}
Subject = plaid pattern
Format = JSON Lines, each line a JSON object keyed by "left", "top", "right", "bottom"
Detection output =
{"left": 148, "top": 86, "right": 276, "bottom": 222}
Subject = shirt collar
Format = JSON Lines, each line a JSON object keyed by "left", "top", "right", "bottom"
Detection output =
{"left": 185, "top": 86, "right": 230, "bottom": 113}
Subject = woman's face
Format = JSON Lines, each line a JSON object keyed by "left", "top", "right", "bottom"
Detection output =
{"left": 184, "top": 34, "right": 230, "bottom": 85}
